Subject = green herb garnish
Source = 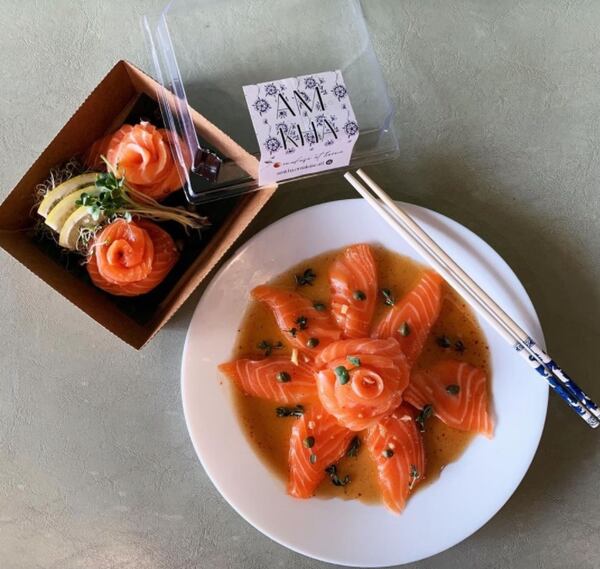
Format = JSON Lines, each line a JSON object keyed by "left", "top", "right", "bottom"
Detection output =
{"left": 454, "top": 340, "right": 465, "bottom": 353}
{"left": 382, "top": 448, "right": 394, "bottom": 458}
{"left": 74, "top": 163, "right": 205, "bottom": 229}
{"left": 399, "top": 322, "right": 411, "bottom": 337}
{"left": 306, "top": 337, "right": 319, "bottom": 348}
{"left": 287, "top": 327, "right": 298, "bottom": 338}
{"left": 295, "top": 268, "right": 316, "bottom": 286}
{"left": 416, "top": 404, "right": 434, "bottom": 432}
{"left": 325, "top": 464, "right": 350, "bottom": 486}
{"left": 436, "top": 335, "right": 451, "bottom": 348}
{"left": 295, "top": 315, "right": 308, "bottom": 330}
{"left": 76, "top": 171, "right": 128, "bottom": 221}
{"left": 309, "top": 453, "right": 318, "bottom": 464}
{"left": 257, "top": 340, "right": 283, "bottom": 356}
{"left": 347, "top": 356, "right": 361, "bottom": 367}
{"left": 334, "top": 365, "right": 350, "bottom": 385}
{"left": 313, "top": 302, "right": 326, "bottom": 311}
{"left": 446, "top": 384, "right": 460, "bottom": 395}
{"left": 347, "top": 436, "right": 361, "bottom": 458}
{"left": 303, "top": 436, "right": 315, "bottom": 448}
{"left": 409, "top": 464, "right": 420, "bottom": 490}
{"left": 353, "top": 290, "right": 366, "bottom": 301}
{"left": 276, "top": 405, "right": 304, "bottom": 418}
{"left": 381, "top": 288, "right": 395, "bottom": 306}
{"left": 276, "top": 371, "right": 291, "bottom": 383}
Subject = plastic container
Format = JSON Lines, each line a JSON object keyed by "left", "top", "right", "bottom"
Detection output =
{"left": 143, "top": 0, "right": 398, "bottom": 203}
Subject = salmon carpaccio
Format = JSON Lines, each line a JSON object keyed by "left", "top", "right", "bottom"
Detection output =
{"left": 220, "top": 243, "right": 493, "bottom": 514}
{"left": 329, "top": 244, "right": 377, "bottom": 338}
{"left": 251, "top": 285, "right": 342, "bottom": 354}
{"left": 218, "top": 357, "right": 317, "bottom": 405}
{"left": 87, "top": 219, "right": 178, "bottom": 296}
{"left": 288, "top": 404, "right": 354, "bottom": 498}
{"left": 405, "top": 360, "right": 494, "bottom": 438}
{"left": 365, "top": 404, "right": 426, "bottom": 513}
{"left": 372, "top": 271, "right": 443, "bottom": 367}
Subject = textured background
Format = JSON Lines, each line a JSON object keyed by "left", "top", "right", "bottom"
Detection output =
{"left": 1, "top": 1, "right": 599, "bottom": 568}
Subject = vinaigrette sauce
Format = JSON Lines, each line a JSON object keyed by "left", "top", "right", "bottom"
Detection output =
{"left": 231, "top": 245, "right": 490, "bottom": 503}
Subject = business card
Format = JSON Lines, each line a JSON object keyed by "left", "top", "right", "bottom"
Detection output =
{"left": 243, "top": 70, "right": 359, "bottom": 185}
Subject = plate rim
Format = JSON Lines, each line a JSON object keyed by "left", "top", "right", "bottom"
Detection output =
{"left": 181, "top": 198, "right": 548, "bottom": 567}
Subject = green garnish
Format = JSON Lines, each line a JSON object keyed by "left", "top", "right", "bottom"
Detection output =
{"left": 446, "top": 384, "right": 460, "bottom": 395}
{"left": 309, "top": 453, "right": 318, "bottom": 464}
{"left": 454, "top": 340, "right": 466, "bottom": 353}
{"left": 325, "top": 464, "right": 350, "bottom": 486}
{"left": 347, "top": 356, "right": 361, "bottom": 367}
{"left": 334, "top": 365, "right": 350, "bottom": 385}
{"left": 303, "top": 436, "right": 315, "bottom": 448}
{"left": 276, "top": 405, "right": 304, "bottom": 418}
{"left": 313, "top": 302, "right": 326, "bottom": 311}
{"left": 276, "top": 371, "right": 291, "bottom": 383}
{"left": 409, "top": 464, "right": 420, "bottom": 490}
{"left": 76, "top": 171, "right": 127, "bottom": 221}
{"left": 257, "top": 340, "right": 283, "bottom": 356}
{"left": 287, "top": 327, "right": 298, "bottom": 338}
{"left": 295, "top": 315, "right": 308, "bottom": 330}
{"left": 306, "top": 337, "right": 319, "bottom": 348}
{"left": 416, "top": 404, "right": 434, "bottom": 432}
{"left": 399, "top": 322, "right": 411, "bottom": 337}
{"left": 74, "top": 161, "right": 205, "bottom": 229}
{"left": 347, "top": 436, "right": 361, "bottom": 458}
{"left": 295, "top": 268, "right": 316, "bottom": 286}
{"left": 382, "top": 448, "right": 394, "bottom": 458}
{"left": 353, "top": 290, "right": 366, "bottom": 301}
{"left": 381, "top": 288, "right": 395, "bottom": 306}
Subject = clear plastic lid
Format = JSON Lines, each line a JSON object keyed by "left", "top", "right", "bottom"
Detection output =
{"left": 143, "top": 0, "right": 398, "bottom": 203}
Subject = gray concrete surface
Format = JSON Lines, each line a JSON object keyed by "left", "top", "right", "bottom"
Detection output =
{"left": 1, "top": 1, "right": 599, "bottom": 568}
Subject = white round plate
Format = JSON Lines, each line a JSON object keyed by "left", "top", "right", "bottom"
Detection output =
{"left": 181, "top": 200, "right": 548, "bottom": 567}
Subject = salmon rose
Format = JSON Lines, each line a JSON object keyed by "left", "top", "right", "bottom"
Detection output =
{"left": 315, "top": 338, "right": 410, "bottom": 431}
{"left": 85, "top": 121, "right": 191, "bottom": 201}
{"left": 87, "top": 219, "right": 179, "bottom": 297}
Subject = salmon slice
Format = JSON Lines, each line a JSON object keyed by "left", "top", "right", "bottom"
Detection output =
{"left": 372, "top": 271, "right": 444, "bottom": 367}
{"left": 218, "top": 357, "right": 317, "bottom": 404}
{"left": 405, "top": 360, "right": 493, "bottom": 437}
{"left": 251, "top": 285, "right": 342, "bottom": 354}
{"left": 87, "top": 219, "right": 178, "bottom": 296}
{"left": 315, "top": 337, "right": 406, "bottom": 369}
{"left": 366, "top": 404, "right": 426, "bottom": 513}
{"left": 329, "top": 244, "right": 377, "bottom": 338}
{"left": 288, "top": 404, "right": 354, "bottom": 498}
{"left": 316, "top": 352, "right": 410, "bottom": 431}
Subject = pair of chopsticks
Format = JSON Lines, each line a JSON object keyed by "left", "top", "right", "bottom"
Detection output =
{"left": 345, "top": 169, "right": 600, "bottom": 429}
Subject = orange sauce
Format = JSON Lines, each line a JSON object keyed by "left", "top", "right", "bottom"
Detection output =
{"left": 231, "top": 245, "right": 491, "bottom": 503}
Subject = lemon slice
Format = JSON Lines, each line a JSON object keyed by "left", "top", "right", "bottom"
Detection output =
{"left": 45, "top": 187, "right": 100, "bottom": 233}
{"left": 37, "top": 173, "right": 98, "bottom": 218}
{"left": 58, "top": 206, "right": 103, "bottom": 250}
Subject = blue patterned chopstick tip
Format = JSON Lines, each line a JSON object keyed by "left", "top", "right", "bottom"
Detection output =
{"left": 515, "top": 337, "right": 599, "bottom": 428}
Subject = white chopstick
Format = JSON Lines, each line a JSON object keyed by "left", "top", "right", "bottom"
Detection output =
{"left": 345, "top": 169, "right": 600, "bottom": 429}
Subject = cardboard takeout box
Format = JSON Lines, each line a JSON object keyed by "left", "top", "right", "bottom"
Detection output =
{"left": 0, "top": 60, "right": 275, "bottom": 348}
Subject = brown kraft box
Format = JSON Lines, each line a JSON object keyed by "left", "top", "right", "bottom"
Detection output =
{"left": 0, "top": 60, "right": 276, "bottom": 348}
